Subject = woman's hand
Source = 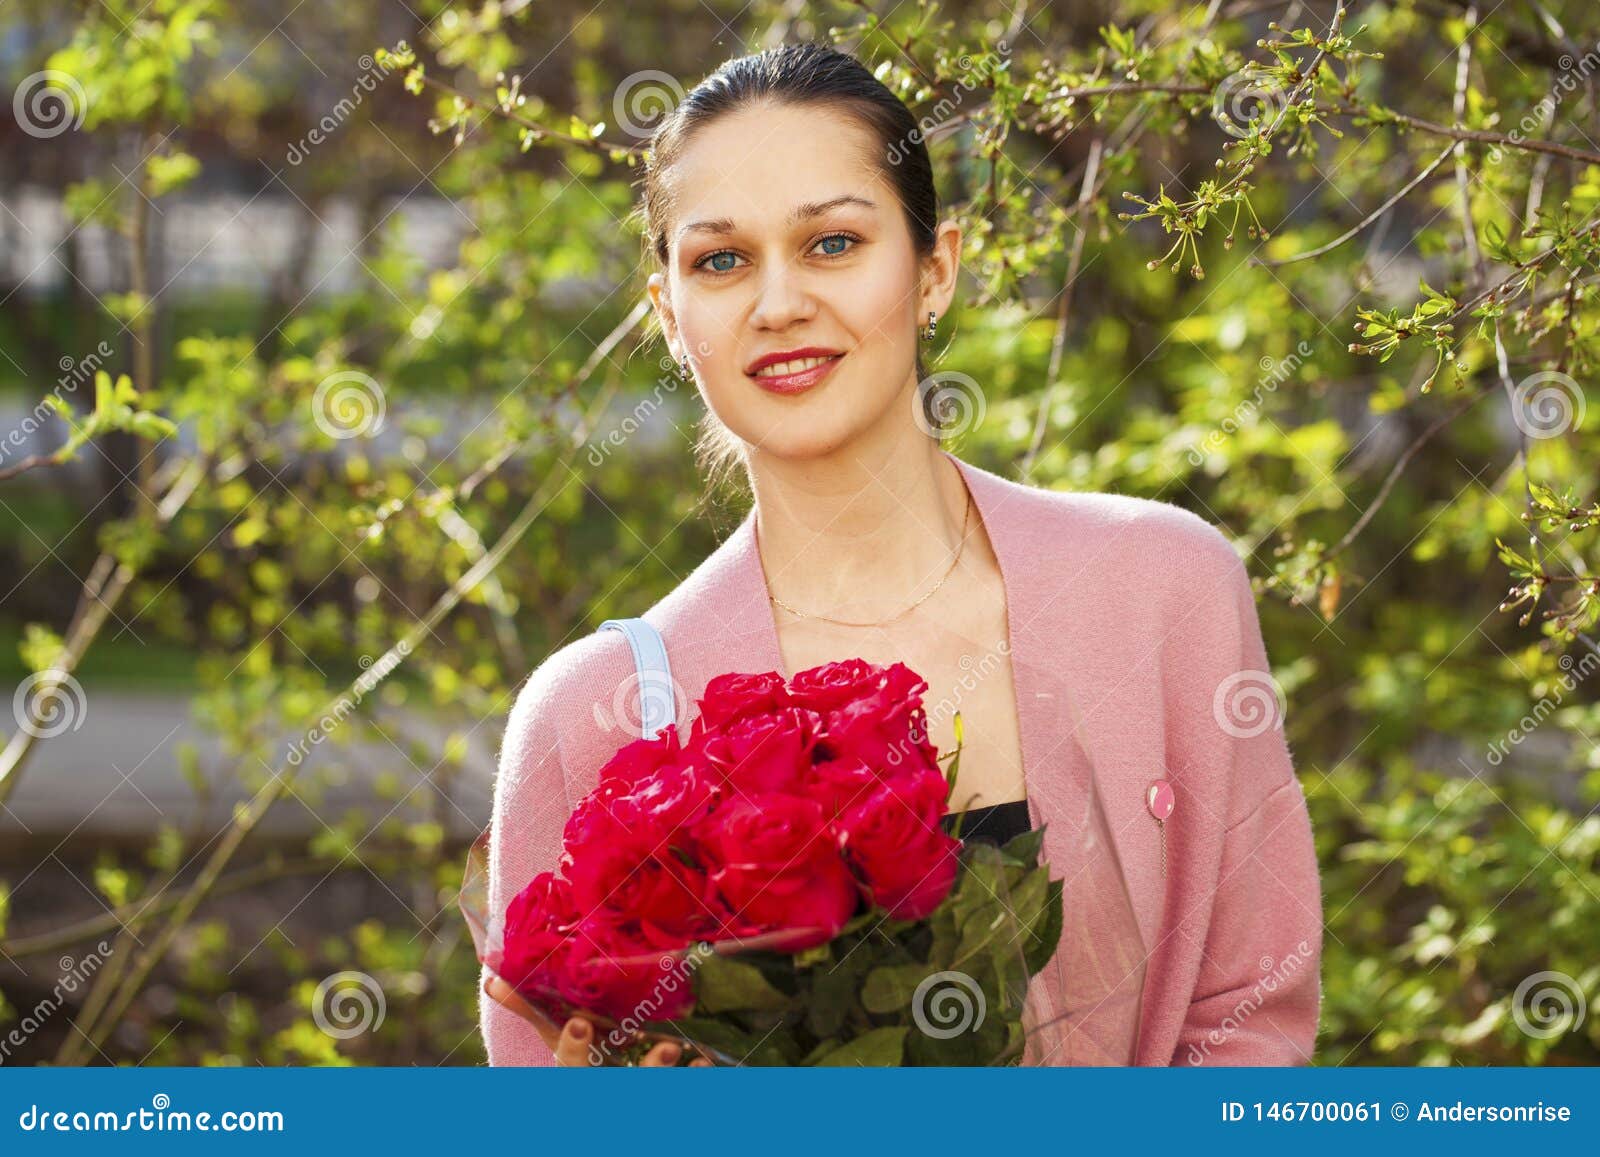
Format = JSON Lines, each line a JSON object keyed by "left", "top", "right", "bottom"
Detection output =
{"left": 483, "top": 975, "right": 713, "bottom": 1067}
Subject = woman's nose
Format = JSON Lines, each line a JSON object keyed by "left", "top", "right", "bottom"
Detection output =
{"left": 748, "top": 264, "right": 817, "bottom": 330}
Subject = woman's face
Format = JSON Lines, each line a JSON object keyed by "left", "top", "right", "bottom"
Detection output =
{"left": 647, "top": 101, "right": 959, "bottom": 461}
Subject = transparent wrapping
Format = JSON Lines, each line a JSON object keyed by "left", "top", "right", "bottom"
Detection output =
{"left": 463, "top": 828, "right": 1054, "bottom": 1065}
{"left": 1009, "top": 655, "right": 1148, "bottom": 1064}
{"left": 463, "top": 646, "right": 1147, "bottom": 1065}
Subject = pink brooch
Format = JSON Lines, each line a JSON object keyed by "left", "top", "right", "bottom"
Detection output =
{"left": 1147, "top": 779, "right": 1175, "bottom": 878}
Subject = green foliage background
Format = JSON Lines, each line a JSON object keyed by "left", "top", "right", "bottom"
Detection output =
{"left": 1, "top": 0, "right": 1598, "bottom": 1066}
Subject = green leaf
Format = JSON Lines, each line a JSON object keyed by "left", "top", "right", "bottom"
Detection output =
{"left": 804, "top": 941, "right": 873, "bottom": 1038}
{"left": 637, "top": 1015, "right": 762, "bottom": 1063}
{"left": 927, "top": 896, "right": 960, "bottom": 970}
{"left": 861, "top": 961, "right": 935, "bottom": 1014}
{"left": 692, "top": 952, "right": 793, "bottom": 1014}
{"left": 904, "top": 1008, "right": 1012, "bottom": 1066}
{"left": 811, "top": 1026, "right": 907, "bottom": 1066}
{"left": 952, "top": 855, "right": 1006, "bottom": 936}
{"left": 147, "top": 151, "right": 200, "bottom": 198}
{"left": 793, "top": 943, "right": 832, "bottom": 969}
{"left": 1006, "top": 862, "right": 1050, "bottom": 929}
{"left": 837, "top": 908, "right": 880, "bottom": 938}
{"left": 998, "top": 826, "right": 1045, "bottom": 866}
{"left": 800, "top": 1037, "right": 842, "bottom": 1064}
{"left": 1023, "top": 879, "right": 1065, "bottom": 975}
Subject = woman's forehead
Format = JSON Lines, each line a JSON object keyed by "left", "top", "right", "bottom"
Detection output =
{"left": 662, "top": 107, "right": 889, "bottom": 234}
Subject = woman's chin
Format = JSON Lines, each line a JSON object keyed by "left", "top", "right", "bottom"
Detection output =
{"left": 732, "top": 421, "right": 861, "bottom": 462}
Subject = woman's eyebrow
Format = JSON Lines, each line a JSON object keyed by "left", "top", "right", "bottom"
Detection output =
{"left": 678, "top": 194, "right": 878, "bottom": 241}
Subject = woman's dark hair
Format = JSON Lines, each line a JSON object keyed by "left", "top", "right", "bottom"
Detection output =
{"left": 633, "top": 42, "right": 947, "bottom": 502}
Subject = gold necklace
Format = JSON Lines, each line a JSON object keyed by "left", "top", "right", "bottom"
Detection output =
{"left": 767, "top": 489, "right": 973, "bottom": 628}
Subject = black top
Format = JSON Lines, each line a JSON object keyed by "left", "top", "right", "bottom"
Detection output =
{"left": 940, "top": 797, "right": 1032, "bottom": 849}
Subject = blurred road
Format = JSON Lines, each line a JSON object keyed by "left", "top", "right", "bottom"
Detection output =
{"left": 0, "top": 689, "right": 497, "bottom": 843}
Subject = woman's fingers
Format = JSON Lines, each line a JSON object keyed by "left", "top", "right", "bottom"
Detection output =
{"left": 482, "top": 975, "right": 592, "bottom": 1062}
{"left": 637, "top": 1039, "right": 683, "bottom": 1066}
{"left": 481, "top": 976, "right": 715, "bottom": 1068}
{"left": 482, "top": 975, "right": 555, "bottom": 1040}
{"left": 553, "top": 1014, "right": 599, "bottom": 1066}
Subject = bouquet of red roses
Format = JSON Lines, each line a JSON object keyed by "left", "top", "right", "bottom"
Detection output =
{"left": 462, "top": 658, "right": 1064, "bottom": 1065}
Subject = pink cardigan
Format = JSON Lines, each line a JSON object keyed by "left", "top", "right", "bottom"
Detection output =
{"left": 480, "top": 450, "right": 1323, "bottom": 1066}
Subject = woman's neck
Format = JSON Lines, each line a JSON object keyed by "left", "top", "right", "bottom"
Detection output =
{"left": 748, "top": 434, "right": 972, "bottom": 624}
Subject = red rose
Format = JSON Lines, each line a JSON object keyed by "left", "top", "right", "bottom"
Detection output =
{"left": 787, "top": 658, "right": 885, "bottom": 712}
{"left": 593, "top": 722, "right": 683, "bottom": 789}
{"left": 803, "top": 751, "right": 893, "bottom": 820}
{"left": 808, "top": 661, "right": 932, "bottom": 769}
{"left": 599, "top": 853, "right": 724, "bottom": 947}
{"left": 695, "top": 670, "right": 789, "bottom": 729}
{"left": 697, "top": 706, "right": 821, "bottom": 795}
{"left": 692, "top": 794, "right": 861, "bottom": 948}
{"left": 557, "top": 915, "right": 697, "bottom": 1021}
{"left": 564, "top": 838, "right": 642, "bottom": 913}
{"left": 564, "top": 748, "right": 720, "bottom": 866}
{"left": 626, "top": 853, "right": 727, "bottom": 947}
{"left": 499, "top": 925, "right": 574, "bottom": 1003}
{"left": 618, "top": 753, "right": 721, "bottom": 845}
{"left": 837, "top": 770, "right": 960, "bottom": 919}
{"left": 560, "top": 777, "right": 633, "bottom": 861}
{"left": 498, "top": 871, "right": 579, "bottom": 996}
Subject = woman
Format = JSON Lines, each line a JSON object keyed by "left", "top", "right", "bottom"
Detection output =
{"left": 481, "top": 42, "right": 1323, "bottom": 1067}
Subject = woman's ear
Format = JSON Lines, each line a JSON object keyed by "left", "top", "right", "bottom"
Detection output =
{"left": 920, "top": 219, "right": 963, "bottom": 321}
{"left": 647, "top": 271, "right": 679, "bottom": 351}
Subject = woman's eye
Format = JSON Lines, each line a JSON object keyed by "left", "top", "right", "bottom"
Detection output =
{"left": 692, "top": 233, "right": 859, "bottom": 275}
{"left": 695, "top": 250, "right": 741, "bottom": 274}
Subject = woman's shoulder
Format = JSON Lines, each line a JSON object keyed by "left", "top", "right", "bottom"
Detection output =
{"left": 989, "top": 470, "right": 1247, "bottom": 593}
{"left": 499, "top": 625, "right": 645, "bottom": 773}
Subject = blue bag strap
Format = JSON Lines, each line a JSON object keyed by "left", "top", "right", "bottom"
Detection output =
{"left": 596, "top": 617, "right": 677, "bottom": 740}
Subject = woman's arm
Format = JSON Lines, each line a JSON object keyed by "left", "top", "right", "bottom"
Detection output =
{"left": 1165, "top": 531, "right": 1324, "bottom": 1066}
{"left": 1172, "top": 777, "right": 1323, "bottom": 1065}
{"left": 480, "top": 657, "right": 574, "bottom": 1066}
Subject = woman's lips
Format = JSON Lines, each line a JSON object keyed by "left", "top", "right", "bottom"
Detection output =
{"left": 748, "top": 353, "right": 845, "bottom": 395}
